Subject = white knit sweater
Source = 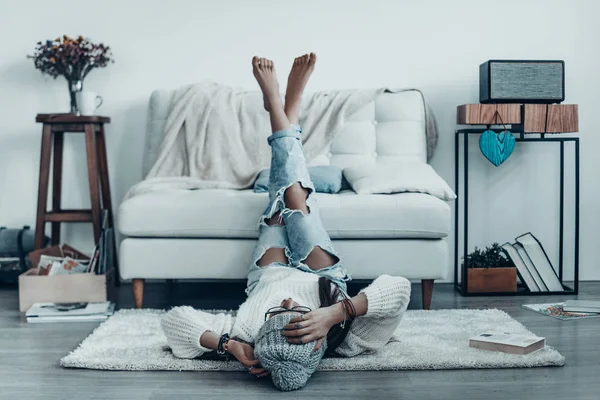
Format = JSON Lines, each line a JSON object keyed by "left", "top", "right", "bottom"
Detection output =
{"left": 161, "top": 266, "right": 411, "bottom": 358}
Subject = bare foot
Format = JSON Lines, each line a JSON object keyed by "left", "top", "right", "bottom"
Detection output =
{"left": 285, "top": 53, "right": 316, "bottom": 124}
{"left": 252, "top": 56, "right": 281, "bottom": 112}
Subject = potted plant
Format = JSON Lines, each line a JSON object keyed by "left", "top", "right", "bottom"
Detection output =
{"left": 28, "top": 35, "right": 113, "bottom": 114}
{"left": 462, "top": 243, "right": 517, "bottom": 293}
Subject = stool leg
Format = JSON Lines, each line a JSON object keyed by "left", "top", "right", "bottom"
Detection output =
{"left": 96, "top": 125, "right": 114, "bottom": 223}
{"left": 84, "top": 124, "right": 102, "bottom": 244}
{"left": 34, "top": 125, "right": 53, "bottom": 250}
{"left": 51, "top": 131, "right": 64, "bottom": 245}
{"left": 97, "top": 125, "right": 120, "bottom": 284}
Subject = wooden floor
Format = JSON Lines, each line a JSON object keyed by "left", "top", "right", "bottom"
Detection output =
{"left": 1, "top": 280, "right": 599, "bottom": 400}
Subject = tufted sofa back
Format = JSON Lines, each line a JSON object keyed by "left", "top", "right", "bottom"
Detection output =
{"left": 308, "top": 90, "right": 427, "bottom": 168}
{"left": 142, "top": 89, "right": 427, "bottom": 177}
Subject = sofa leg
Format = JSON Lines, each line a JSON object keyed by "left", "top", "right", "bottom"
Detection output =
{"left": 421, "top": 279, "right": 434, "bottom": 310}
{"left": 133, "top": 279, "right": 145, "bottom": 309}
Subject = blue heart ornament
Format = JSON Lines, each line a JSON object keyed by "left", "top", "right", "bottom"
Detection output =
{"left": 479, "top": 130, "right": 516, "bottom": 167}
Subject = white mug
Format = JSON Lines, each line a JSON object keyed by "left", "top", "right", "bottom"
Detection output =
{"left": 76, "top": 92, "right": 103, "bottom": 116}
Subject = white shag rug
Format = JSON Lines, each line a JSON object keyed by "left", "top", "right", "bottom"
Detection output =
{"left": 60, "top": 309, "right": 564, "bottom": 371}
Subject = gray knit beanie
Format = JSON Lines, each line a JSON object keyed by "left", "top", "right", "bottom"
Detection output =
{"left": 254, "top": 312, "right": 327, "bottom": 391}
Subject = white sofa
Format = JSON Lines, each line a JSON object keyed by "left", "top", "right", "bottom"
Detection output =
{"left": 118, "top": 89, "right": 451, "bottom": 309}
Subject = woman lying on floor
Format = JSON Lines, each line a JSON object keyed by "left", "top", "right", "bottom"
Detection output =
{"left": 161, "top": 53, "right": 412, "bottom": 391}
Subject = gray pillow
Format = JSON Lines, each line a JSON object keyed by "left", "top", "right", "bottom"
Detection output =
{"left": 254, "top": 166, "right": 345, "bottom": 194}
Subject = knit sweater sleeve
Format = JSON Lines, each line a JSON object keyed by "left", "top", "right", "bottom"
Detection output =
{"left": 161, "top": 306, "right": 234, "bottom": 359}
{"left": 335, "top": 276, "right": 411, "bottom": 357}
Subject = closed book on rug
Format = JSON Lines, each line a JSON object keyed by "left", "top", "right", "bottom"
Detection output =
{"left": 563, "top": 300, "right": 600, "bottom": 313}
{"left": 469, "top": 332, "right": 545, "bottom": 355}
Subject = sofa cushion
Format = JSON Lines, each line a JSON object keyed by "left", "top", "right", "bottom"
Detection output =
{"left": 119, "top": 237, "right": 449, "bottom": 280}
{"left": 343, "top": 162, "right": 457, "bottom": 201}
{"left": 119, "top": 190, "right": 450, "bottom": 239}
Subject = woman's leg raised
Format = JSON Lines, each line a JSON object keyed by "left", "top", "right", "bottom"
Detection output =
{"left": 247, "top": 57, "right": 292, "bottom": 295}
{"left": 252, "top": 54, "right": 349, "bottom": 293}
{"left": 264, "top": 54, "right": 349, "bottom": 292}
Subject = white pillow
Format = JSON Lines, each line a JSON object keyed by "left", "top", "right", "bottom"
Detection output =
{"left": 343, "top": 162, "right": 457, "bottom": 201}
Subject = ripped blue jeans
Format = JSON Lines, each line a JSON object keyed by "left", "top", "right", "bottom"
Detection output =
{"left": 246, "top": 125, "right": 351, "bottom": 296}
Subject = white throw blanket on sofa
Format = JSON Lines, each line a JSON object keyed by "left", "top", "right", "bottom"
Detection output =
{"left": 126, "top": 82, "right": 437, "bottom": 199}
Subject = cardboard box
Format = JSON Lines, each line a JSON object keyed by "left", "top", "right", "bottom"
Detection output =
{"left": 18, "top": 267, "right": 114, "bottom": 312}
{"left": 20, "top": 243, "right": 113, "bottom": 312}
{"left": 21, "top": 234, "right": 116, "bottom": 313}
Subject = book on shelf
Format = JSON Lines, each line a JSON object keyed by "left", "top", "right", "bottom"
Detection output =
{"left": 563, "top": 300, "right": 600, "bottom": 313}
{"left": 515, "top": 233, "right": 564, "bottom": 292}
{"left": 500, "top": 233, "right": 564, "bottom": 293}
{"left": 26, "top": 301, "right": 114, "bottom": 323}
{"left": 501, "top": 242, "right": 539, "bottom": 292}
{"left": 513, "top": 242, "right": 548, "bottom": 291}
{"left": 469, "top": 332, "right": 545, "bottom": 355}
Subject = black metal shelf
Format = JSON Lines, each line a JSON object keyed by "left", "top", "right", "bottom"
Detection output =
{"left": 454, "top": 127, "right": 579, "bottom": 296}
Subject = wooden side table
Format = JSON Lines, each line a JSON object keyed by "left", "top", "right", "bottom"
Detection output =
{"left": 34, "top": 114, "right": 119, "bottom": 280}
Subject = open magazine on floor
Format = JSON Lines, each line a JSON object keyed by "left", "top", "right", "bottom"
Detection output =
{"left": 522, "top": 302, "right": 600, "bottom": 320}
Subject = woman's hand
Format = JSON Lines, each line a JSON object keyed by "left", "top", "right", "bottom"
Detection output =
{"left": 227, "top": 340, "right": 269, "bottom": 378}
{"left": 282, "top": 304, "right": 343, "bottom": 351}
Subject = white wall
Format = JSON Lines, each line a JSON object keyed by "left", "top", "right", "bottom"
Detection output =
{"left": 1, "top": 0, "right": 598, "bottom": 280}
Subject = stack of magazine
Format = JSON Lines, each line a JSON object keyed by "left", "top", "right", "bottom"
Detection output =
{"left": 30, "top": 211, "right": 112, "bottom": 277}
{"left": 26, "top": 302, "right": 114, "bottom": 323}
{"left": 501, "top": 232, "right": 564, "bottom": 292}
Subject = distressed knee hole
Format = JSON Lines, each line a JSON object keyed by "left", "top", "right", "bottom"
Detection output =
{"left": 302, "top": 245, "right": 340, "bottom": 271}
{"left": 284, "top": 182, "right": 312, "bottom": 215}
{"left": 264, "top": 212, "right": 284, "bottom": 226}
{"left": 257, "top": 247, "right": 289, "bottom": 267}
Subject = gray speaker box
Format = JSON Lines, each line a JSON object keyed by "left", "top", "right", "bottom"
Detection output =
{"left": 480, "top": 60, "right": 565, "bottom": 104}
